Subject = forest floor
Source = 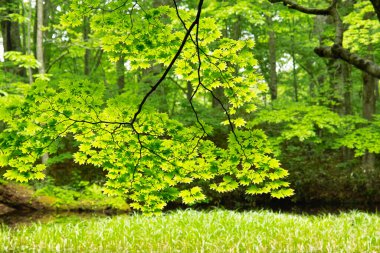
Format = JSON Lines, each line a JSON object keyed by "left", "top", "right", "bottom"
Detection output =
{"left": 1, "top": 209, "right": 379, "bottom": 252}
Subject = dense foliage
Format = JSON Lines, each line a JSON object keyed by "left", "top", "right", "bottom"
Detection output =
{"left": 1, "top": 0, "right": 380, "bottom": 212}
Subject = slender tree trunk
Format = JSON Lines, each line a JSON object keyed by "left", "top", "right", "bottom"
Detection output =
{"left": 116, "top": 56, "right": 125, "bottom": 92}
{"left": 267, "top": 17, "right": 277, "bottom": 100}
{"left": 25, "top": 0, "right": 33, "bottom": 84}
{"left": 21, "top": 3, "right": 26, "bottom": 53}
{"left": 341, "top": 63, "right": 353, "bottom": 161}
{"left": 362, "top": 73, "right": 377, "bottom": 121}
{"left": 36, "top": 0, "right": 48, "bottom": 164}
{"left": 342, "top": 63, "right": 352, "bottom": 115}
{"left": 212, "top": 87, "right": 226, "bottom": 108}
{"left": 362, "top": 72, "right": 377, "bottom": 172}
{"left": 83, "top": 16, "right": 91, "bottom": 75}
{"left": 290, "top": 17, "right": 298, "bottom": 102}
{"left": 362, "top": 44, "right": 377, "bottom": 121}
{"left": 291, "top": 44, "right": 298, "bottom": 102}
{"left": 36, "top": 0, "right": 45, "bottom": 74}
{"left": 43, "top": 0, "right": 51, "bottom": 67}
{"left": 186, "top": 81, "right": 193, "bottom": 101}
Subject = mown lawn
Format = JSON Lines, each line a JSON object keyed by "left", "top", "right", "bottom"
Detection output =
{"left": 1, "top": 209, "right": 379, "bottom": 252}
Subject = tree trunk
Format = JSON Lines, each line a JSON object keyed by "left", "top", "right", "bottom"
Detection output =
{"left": 342, "top": 63, "right": 352, "bottom": 115}
{"left": 324, "top": 60, "right": 353, "bottom": 114}
{"left": 290, "top": 17, "right": 298, "bottom": 101}
{"left": 212, "top": 87, "right": 226, "bottom": 108}
{"left": 362, "top": 72, "right": 376, "bottom": 121}
{"left": 36, "top": 0, "right": 45, "bottom": 74}
{"left": 362, "top": 72, "right": 377, "bottom": 172}
{"left": 24, "top": 0, "right": 33, "bottom": 83}
{"left": 369, "top": 0, "right": 380, "bottom": 22}
{"left": 0, "top": 0, "right": 23, "bottom": 75}
{"left": 36, "top": 0, "right": 49, "bottom": 164}
{"left": 116, "top": 55, "right": 125, "bottom": 92}
{"left": 83, "top": 16, "right": 91, "bottom": 75}
{"left": 0, "top": 14, "right": 22, "bottom": 51}
{"left": 186, "top": 81, "right": 193, "bottom": 101}
{"left": 152, "top": 0, "right": 172, "bottom": 7}
{"left": 43, "top": 0, "right": 51, "bottom": 68}
{"left": 291, "top": 43, "right": 298, "bottom": 101}
{"left": 268, "top": 17, "right": 277, "bottom": 100}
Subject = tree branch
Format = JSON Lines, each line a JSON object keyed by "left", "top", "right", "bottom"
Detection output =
{"left": 130, "top": 0, "right": 204, "bottom": 125}
{"left": 370, "top": 0, "right": 380, "bottom": 22}
{"left": 271, "top": 0, "right": 380, "bottom": 78}
{"left": 46, "top": 50, "right": 69, "bottom": 73}
{"left": 314, "top": 45, "right": 380, "bottom": 78}
{"left": 268, "top": 0, "right": 337, "bottom": 15}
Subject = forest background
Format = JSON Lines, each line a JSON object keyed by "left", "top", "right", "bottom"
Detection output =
{"left": 0, "top": 0, "right": 380, "bottom": 213}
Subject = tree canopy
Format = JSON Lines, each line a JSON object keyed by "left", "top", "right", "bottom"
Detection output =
{"left": 1, "top": 0, "right": 379, "bottom": 213}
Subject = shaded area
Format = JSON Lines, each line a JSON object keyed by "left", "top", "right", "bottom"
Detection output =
{"left": 3, "top": 201, "right": 379, "bottom": 227}
{"left": 0, "top": 209, "right": 122, "bottom": 227}
{"left": 0, "top": 183, "right": 52, "bottom": 212}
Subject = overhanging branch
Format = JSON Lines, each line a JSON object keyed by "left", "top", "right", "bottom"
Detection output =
{"left": 314, "top": 45, "right": 380, "bottom": 78}
{"left": 268, "top": 0, "right": 337, "bottom": 15}
{"left": 130, "top": 0, "right": 204, "bottom": 125}
{"left": 270, "top": 0, "right": 380, "bottom": 78}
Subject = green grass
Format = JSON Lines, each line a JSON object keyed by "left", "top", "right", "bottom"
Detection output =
{"left": 1, "top": 209, "right": 379, "bottom": 252}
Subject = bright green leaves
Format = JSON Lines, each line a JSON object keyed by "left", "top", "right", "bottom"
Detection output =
{"left": 179, "top": 187, "right": 207, "bottom": 205}
{"left": 249, "top": 102, "right": 343, "bottom": 144}
{"left": 0, "top": 79, "right": 292, "bottom": 213}
{"left": 210, "top": 176, "right": 239, "bottom": 193}
{"left": 175, "top": 37, "right": 263, "bottom": 119}
{"left": 88, "top": 5, "right": 183, "bottom": 67}
{"left": 343, "top": 1, "right": 380, "bottom": 52}
{"left": 3, "top": 163, "right": 47, "bottom": 182}
{"left": 0, "top": 78, "right": 105, "bottom": 183}
{"left": 224, "top": 129, "right": 294, "bottom": 198}
{"left": 60, "top": 1, "right": 264, "bottom": 121}
{"left": 4, "top": 51, "right": 40, "bottom": 69}
{"left": 248, "top": 101, "right": 380, "bottom": 158}
{"left": 0, "top": 1, "right": 293, "bottom": 213}
{"left": 338, "top": 116, "right": 380, "bottom": 156}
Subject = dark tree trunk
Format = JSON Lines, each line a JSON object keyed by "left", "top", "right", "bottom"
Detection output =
{"left": 212, "top": 87, "right": 226, "bottom": 108}
{"left": 83, "top": 16, "right": 91, "bottom": 75}
{"left": 116, "top": 56, "right": 125, "bottom": 92}
{"left": 291, "top": 44, "right": 298, "bottom": 101}
{"left": 324, "top": 60, "right": 353, "bottom": 114}
{"left": 342, "top": 63, "right": 352, "bottom": 115}
{"left": 361, "top": 72, "right": 377, "bottom": 172}
{"left": 0, "top": 0, "right": 23, "bottom": 75}
{"left": 290, "top": 16, "right": 298, "bottom": 101}
{"left": 186, "top": 81, "right": 193, "bottom": 101}
{"left": 0, "top": 18, "right": 22, "bottom": 52}
{"left": 43, "top": 0, "right": 51, "bottom": 68}
{"left": 152, "top": 0, "right": 172, "bottom": 7}
{"left": 362, "top": 72, "right": 377, "bottom": 121}
{"left": 268, "top": 18, "right": 277, "bottom": 100}
{"left": 370, "top": 0, "right": 380, "bottom": 22}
